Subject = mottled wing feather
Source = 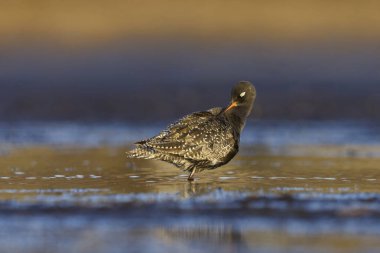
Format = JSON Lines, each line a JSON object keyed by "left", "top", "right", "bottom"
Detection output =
{"left": 181, "top": 119, "right": 236, "bottom": 163}
{"left": 128, "top": 107, "right": 236, "bottom": 169}
{"left": 136, "top": 107, "right": 222, "bottom": 145}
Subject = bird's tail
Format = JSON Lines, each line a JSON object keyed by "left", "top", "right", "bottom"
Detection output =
{"left": 126, "top": 146, "right": 155, "bottom": 159}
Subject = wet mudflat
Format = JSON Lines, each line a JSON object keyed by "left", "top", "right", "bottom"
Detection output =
{"left": 1, "top": 121, "right": 380, "bottom": 253}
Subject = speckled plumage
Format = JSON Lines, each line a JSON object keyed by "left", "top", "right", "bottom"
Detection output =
{"left": 126, "top": 81, "right": 256, "bottom": 180}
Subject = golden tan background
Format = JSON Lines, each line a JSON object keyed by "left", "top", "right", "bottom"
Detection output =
{"left": 1, "top": 1, "right": 380, "bottom": 45}
{"left": 1, "top": 0, "right": 379, "bottom": 121}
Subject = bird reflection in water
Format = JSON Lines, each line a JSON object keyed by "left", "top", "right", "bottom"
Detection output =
{"left": 155, "top": 223, "right": 246, "bottom": 253}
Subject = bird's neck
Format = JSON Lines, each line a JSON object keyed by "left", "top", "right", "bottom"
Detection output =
{"left": 223, "top": 108, "right": 249, "bottom": 132}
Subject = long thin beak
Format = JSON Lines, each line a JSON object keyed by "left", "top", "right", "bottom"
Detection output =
{"left": 225, "top": 101, "right": 238, "bottom": 112}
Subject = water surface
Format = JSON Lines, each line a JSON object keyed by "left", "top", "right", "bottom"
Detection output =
{"left": 1, "top": 121, "right": 380, "bottom": 253}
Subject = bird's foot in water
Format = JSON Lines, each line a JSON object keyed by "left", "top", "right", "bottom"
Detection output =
{"left": 187, "top": 168, "right": 196, "bottom": 181}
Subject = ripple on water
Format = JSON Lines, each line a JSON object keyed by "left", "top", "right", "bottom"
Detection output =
{"left": 269, "top": 177, "right": 287, "bottom": 180}
{"left": 312, "top": 177, "right": 336, "bottom": 180}
{"left": 219, "top": 176, "right": 238, "bottom": 180}
{"left": 251, "top": 176, "right": 264, "bottom": 179}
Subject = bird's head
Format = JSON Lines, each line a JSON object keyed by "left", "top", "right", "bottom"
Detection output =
{"left": 225, "top": 81, "right": 256, "bottom": 117}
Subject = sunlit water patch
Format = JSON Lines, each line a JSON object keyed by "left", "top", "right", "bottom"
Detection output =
{"left": 1, "top": 120, "right": 380, "bottom": 147}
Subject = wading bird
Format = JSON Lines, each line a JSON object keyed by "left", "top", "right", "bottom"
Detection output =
{"left": 126, "top": 81, "right": 256, "bottom": 181}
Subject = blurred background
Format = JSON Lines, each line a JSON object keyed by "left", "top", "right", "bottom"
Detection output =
{"left": 3, "top": 3, "right": 380, "bottom": 253}
{"left": 1, "top": 0, "right": 380, "bottom": 122}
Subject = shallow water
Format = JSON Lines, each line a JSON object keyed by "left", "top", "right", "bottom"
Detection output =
{"left": 1, "top": 121, "right": 380, "bottom": 253}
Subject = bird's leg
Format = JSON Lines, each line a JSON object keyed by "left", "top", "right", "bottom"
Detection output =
{"left": 187, "top": 167, "right": 196, "bottom": 181}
